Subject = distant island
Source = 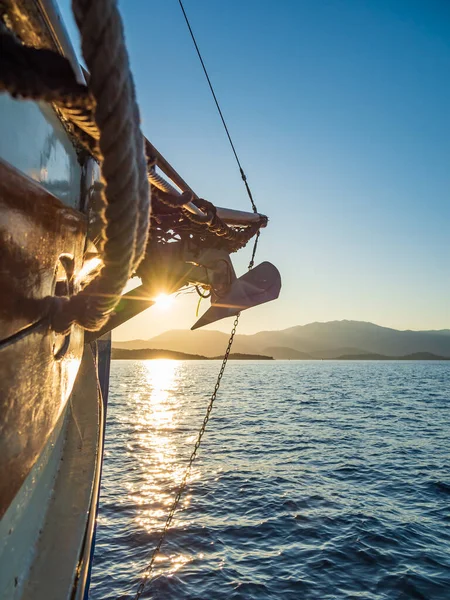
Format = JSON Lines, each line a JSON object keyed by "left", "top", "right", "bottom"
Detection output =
{"left": 113, "top": 320, "right": 450, "bottom": 361}
{"left": 112, "top": 348, "right": 448, "bottom": 361}
{"left": 112, "top": 348, "right": 273, "bottom": 360}
{"left": 210, "top": 353, "right": 273, "bottom": 360}
{"left": 336, "top": 352, "right": 449, "bottom": 361}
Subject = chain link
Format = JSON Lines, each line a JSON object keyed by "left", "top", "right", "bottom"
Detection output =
{"left": 134, "top": 315, "right": 240, "bottom": 599}
{"left": 248, "top": 230, "right": 260, "bottom": 270}
{"left": 134, "top": 235, "right": 258, "bottom": 599}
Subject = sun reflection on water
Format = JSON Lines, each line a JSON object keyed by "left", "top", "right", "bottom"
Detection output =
{"left": 130, "top": 359, "right": 197, "bottom": 576}
{"left": 143, "top": 359, "right": 177, "bottom": 430}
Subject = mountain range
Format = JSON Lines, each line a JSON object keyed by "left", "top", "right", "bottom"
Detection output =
{"left": 113, "top": 320, "right": 450, "bottom": 359}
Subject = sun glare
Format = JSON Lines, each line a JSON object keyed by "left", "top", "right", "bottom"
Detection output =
{"left": 153, "top": 293, "right": 174, "bottom": 310}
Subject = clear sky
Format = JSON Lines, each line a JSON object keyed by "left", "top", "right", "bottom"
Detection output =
{"left": 60, "top": 0, "right": 450, "bottom": 339}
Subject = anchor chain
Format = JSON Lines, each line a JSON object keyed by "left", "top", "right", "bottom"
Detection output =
{"left": 134, "top": 222, "right": 259, "bottom": 599}
{"left": 134, "top": 312, "right": 241, "bottom": 599}
{"left": 134, "top": 2, "right": 263, "bottom": 595}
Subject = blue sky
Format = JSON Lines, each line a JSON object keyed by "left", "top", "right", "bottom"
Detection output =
{"left": 60, "top": 1, "right": 450, "bottom": 338}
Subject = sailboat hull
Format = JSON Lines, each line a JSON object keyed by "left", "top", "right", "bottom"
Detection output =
{"left": 0, "top": 4, "right": 108, "bottom": 596}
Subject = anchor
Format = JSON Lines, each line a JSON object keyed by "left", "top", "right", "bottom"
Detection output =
{"left": 190, "top": 255, "right": 281, "bottom": 330}
{"left": 85, "top": 240, "right": 281, "bottom": 341}
{"left": 138, "top": 242, "right": 281, "bottom": 330}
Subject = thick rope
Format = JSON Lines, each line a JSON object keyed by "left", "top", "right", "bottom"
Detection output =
{"left": 1, "top": 5, "right": 151, "bottom": 332}
{"left": 131, "top": 83, "right": 150, "bottom": 264}
{"left": 0, "top": 26, "right": 88, "bottom": 105}
{"left": 178, "top": 0, "right": 258, "bottom": 213}
{"left": 49, "top": 0, "right": 150, "bottom": 332}
{"left": 0, "top": 24, "right": 100, "bottom": 146}
{"left": 1, "top": 23, "right": 263, "bottom": 261}
{"left": 153, "top": 190, "right": 265, "bottom": 251}
{"left": 1, "top": 3, "right": 266, "bottom": 332}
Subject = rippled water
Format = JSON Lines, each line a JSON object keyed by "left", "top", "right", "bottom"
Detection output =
{"left": 90, "top": 360, "right": 450, "bottom": 599}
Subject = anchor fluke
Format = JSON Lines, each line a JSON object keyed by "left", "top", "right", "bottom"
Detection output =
{"left": 192, "top": 262, "right": 281, "bottom": 330}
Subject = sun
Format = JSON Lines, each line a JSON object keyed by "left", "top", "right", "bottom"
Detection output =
{"left": 153, "top": 293, "right": 174, "bottom": 310}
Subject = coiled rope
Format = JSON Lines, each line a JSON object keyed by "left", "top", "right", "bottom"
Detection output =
{"left": 0, "top": 1, "right": 151, "bottom": 333}
{"left": 1, "top": 14, "right": 265, "bottom": 275}
{"left": 51, "top": 0, "right": 151, "bottom": 333}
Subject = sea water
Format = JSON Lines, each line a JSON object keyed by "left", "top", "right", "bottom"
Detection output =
{"left": 90, "top": 360, "right": 450, "bottom": 599}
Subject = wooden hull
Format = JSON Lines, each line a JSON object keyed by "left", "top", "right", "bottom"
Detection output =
{"left": 0, "top": 343, "right": 109, "bottom": 599}
{"left": 0, "top": 3, "right": 107, "bottom": 597}
{"left": 0, "top": 2, "right": 266, "bottom": 596}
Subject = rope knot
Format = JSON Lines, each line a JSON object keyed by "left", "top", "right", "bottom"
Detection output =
{"left": 47, "top": 291, "right": 114, "bottom": 334}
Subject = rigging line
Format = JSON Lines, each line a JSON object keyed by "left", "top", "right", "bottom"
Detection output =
{"left": 134, "top": 314, "right": 241, "bottom": 600}
{"left": 134, "top": 7, "right": 264, "bottom": 596}
{"left": 133, "top": 233, "right": 259, "bottom": 600}
{"left": 178, "top": 0, "right": 258, "bottom": 214}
